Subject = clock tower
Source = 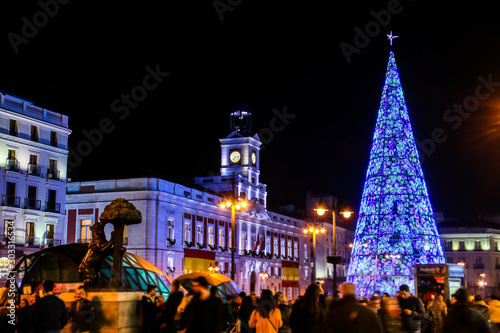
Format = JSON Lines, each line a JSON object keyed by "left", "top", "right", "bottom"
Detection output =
{"left": 195, "top": 110, "right": 267, "bottom": 207}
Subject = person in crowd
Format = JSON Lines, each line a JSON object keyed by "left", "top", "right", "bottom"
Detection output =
{"left": 233, "top": 294, "right": 243, "bottom": 321}
{"left": 426, "top": 294, "right": 447, "bottom": 333}
{"left": 398, "top": 284, "right": 425, "bottom": 333}
{"left": 225, "top": 294, "right": 236, "bottom": 330}
{"left": 471, "top": 294, "right": 490, "bottom": 323}
{"left": 16, "top": 298, "right": 31, "bottom": 333}
{"left": 489, "top": 295, "right": 500, "bottom": 333}
{"left": 442, "top": 288, "right": 491, "bottom": 333}
{"left": 378, "top": 297, "right": 403, "bottom": 333}
{"left": 250, "top": 292, "right": 258, "bottom": 306}
{"left": 236, "top": 296, "right": 256, "bottom": 333}
{"left": 290, "top": 284, "right": 323, "bottom": 333}
{"left": 142, "top": 285, "right": 159, "bottom": 333}
{"left": 248, "top": 289, "right": 282, "bottom": 333}
{"left": 273, "top": 292, "right": 283, "bottom": 308}
{"left": 30, "top": 280, "right": 69, "bottom": 333}
{"left": 276, "top": 294, "right": 291, "bottom": 333}
{"left": 321, "top": 282, "right": 382, "bottom": 333}
{"left": 369, "top": 295, "right": 381, "bottom": 314}
{"left": 180, "top": 276, "right": 224, "bottom": 333}
{"left": 0, "top": 287, "right": 11, "bottom": 332}
{"left": 68, "top": 285, "right": 95, "bottom": 333}
{"left": 162, "top": 280, "right": 184, "bottom": 333}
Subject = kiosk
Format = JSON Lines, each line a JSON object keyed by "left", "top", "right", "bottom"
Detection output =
{"left": 414, "top": 264, "right": 465, "bottom": 301}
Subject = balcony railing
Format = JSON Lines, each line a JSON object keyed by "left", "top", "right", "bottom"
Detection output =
{"left": 45, "top": 201, "right": 60, "bottom": 213}
{"left": 27, "top": 163, "right": 41, "bottom": 176}
{"left": 47, "top": 168, "right": 60, "bottom": 180}
{"left": 1, "top": 235, "right": 60, "bottom": 248}
{"left": 25, "top": 198, "right": 41, "bottom": 210}
{"left": 2, "top": 195, "right": 20, "bottom": 208}
{"left": 5, "top": 158, "right": 20, "bottom": 172}
{"left": 473, "top": 264, "right": 485, "bottom": 269}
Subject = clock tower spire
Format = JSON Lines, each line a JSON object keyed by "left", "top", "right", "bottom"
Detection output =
{"left": 195, "top": 109, "right": 267, "bottom": 207}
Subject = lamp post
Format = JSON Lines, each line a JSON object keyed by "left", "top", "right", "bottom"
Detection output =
{"left": 219, "top": 196, "right": 248, "bottom": 281}
{"left": 303, "top": 222, "right": 325, "bottom": 284}
{"left": 315, "top": 199, "right": 353, "bottom": 292}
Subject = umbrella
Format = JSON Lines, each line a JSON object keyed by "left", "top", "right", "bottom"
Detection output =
{"left": 175, "top": 271, "right": 241, "bottom": 297}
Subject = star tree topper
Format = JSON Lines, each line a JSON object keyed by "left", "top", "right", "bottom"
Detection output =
{"left": 387, "top": 31, "right": 399, "bottom": 46}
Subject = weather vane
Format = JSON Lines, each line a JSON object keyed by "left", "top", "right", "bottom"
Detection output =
{"left": 387, "top": 31, "right": 399, "bottom": 46}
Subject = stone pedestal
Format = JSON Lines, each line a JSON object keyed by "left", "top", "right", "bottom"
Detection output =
{"left": 60, "top": 291, "right": 144, "bottom": 333}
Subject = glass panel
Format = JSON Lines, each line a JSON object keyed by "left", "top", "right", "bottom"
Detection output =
{"left": 41, "top": 255, "right": 60, "bottom": 281}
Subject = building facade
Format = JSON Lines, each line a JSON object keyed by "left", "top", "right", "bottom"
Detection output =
{"left": 438, "top": 218, "right": 500, "bottom": 297}
{"left": 0, "top": 92, "right": 70, "bottom": 264}
{"left": 65, "top": 111, "right": 353, "bottom": 299}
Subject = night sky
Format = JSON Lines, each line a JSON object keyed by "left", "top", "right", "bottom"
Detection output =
{"left": 0, "top": 1, "right": 499, "bottom": 218}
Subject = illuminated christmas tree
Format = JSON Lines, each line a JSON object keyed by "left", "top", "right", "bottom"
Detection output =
{"left": 347, "top": 44, "right": 445, "bottom": 296}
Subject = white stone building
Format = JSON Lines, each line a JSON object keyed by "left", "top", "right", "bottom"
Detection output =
{"left": 0, "top": 92, "right": 70, "bottom": 263}
{"left": 65, "top": 111, "right": 353, "bottom": 299}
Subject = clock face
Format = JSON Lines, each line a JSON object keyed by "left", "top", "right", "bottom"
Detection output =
{"left": 230, "top": 151, "right": 241, "bottom": 163}
{"left": 251, "top": 152, "right": 256, "bottom": 165}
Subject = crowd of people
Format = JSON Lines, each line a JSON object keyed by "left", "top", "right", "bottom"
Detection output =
{"left": 142, "top": 279, "right": 500, "bottom": 333}
{"left": 2, "top": 277, "right": 500, "bottom": 333}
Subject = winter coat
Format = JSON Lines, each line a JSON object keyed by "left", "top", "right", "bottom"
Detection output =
{"left": 248, "top": 308, "right": 282, "bottom": 333}
{"left": 442, "top": 301, "right": 491, "bottom": 333}
{"left": 321, "top": 295, "right": 383, "bottom": 333}
{"left": 489, "top": 299, "right": 500, "bottom": 324}
{"left": 472, "top": 300, "right": 489, "bottom": 323}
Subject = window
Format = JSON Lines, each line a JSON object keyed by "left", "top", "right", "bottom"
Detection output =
{"left": 475, "top": 257, "right": 483, "bottom": 267}
{"left": 265, "top": 237, "right": 271, "bottom": 254}
{"left": 208, "top": 226, "right": 214, "bottom": 246}
{"left": 304, "top": 244, "right": 308, "bottom": 260}
{"left": 27, "top": 186, "right": 38, "bottom": 209}
{"left": 293, "top": 241, "right": 298, "bottom": 258}
{"left": 241, "top": 232, "right": 247, "bottom": 251}
{"left": 273, "top": 238, "right": 278, "bottom": 255}
{"left": 48, "top": 159, "right": 58, "bottom": 179}
{"left": 219, "top": 228, "right": 225, "bottom": 248}
{"left": 474, "top": 241, "right": 482, "bottom": 251}
{"left": 28, "top": 154, "right": 39, "bottom": 175}
{"left": 26, "top": 222, "right": 35, "bottom": 245}
{"left": 228, "top": 227, "right": 232, "bottom": 249}
{"left": 445, "top": 241, "right": 453, "bottom": 251}
{"left": 459, "top": 241, "right": 466, "bottom": 251}
{"left": 446, "top": 257, "right": 453, "bottom": 263}
{"left": 168, "top": 257, "right": 174, "bottom": 268}
{"left": 184, "top": 222, "right": 191, "bottom": 243}
{"left": 6, "top": 150, "right": 18, "bottom": 171}
{"left": 31, "top": 125, "right": 39, "bottom": 142}
{"left": 80, "top": 219, "right": 92, "bottom": 242}
{"left": 280, "top": 239, "right": 285, "bottom": 256}
{"left": 47, "top": 189, "right": 58, "bottom": 212}
{"left": 50, "top": 131, "right": 58, "bottom": 147}
{"left": 287, "top": 240, "right": 292, "bottom": 258}
{"left": 123, "top": 225, "right": 128, "bottom": 245}
{"left": 4, "top": 220, "right": 12, "bottom": 239}
{"left": 196, "top": 225, "right": 203, "bottom": 245}
{"left": 46, "top": 224, "right": 55, "bottom": 239}
{"left": 167, "top": 219, "right": 174, "bottom": 240}
{"left": 9, "top": 120, "right": 18, "bottom": 136}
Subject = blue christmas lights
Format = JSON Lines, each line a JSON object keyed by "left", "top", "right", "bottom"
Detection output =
{"left": 347, "top": 51, "right": 445, "bottom": 296}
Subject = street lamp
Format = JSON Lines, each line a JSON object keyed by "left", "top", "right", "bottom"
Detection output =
{"left": 315, "top": 198, "right": 353, "bottom": 292}
{"left": 219, "top": 196, "right": 248, "bottom": 281}
{"left": 480, "top": 273, "right": 486, "bottom": 299}
{"left": 303, "top": 221, "right": 325, "bottom": 284}
{"left": 208, "top": 263, "right": 220, "bottom": 273}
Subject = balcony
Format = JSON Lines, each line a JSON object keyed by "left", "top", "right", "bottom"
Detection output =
{"left": 45, "top": 201, "right": 60, "bottom": 213}
{"left": 25, "top": 198, "right": 41, "bottom": 210}
{"left": 27, "top": 164, "right": 41, "bottom": 176}
{"left": 5, "top": 158, "right": 20, "bottom": 172}
{"left": 473, "top": 264, "right": 485, "bottom": 269}
{"left": 47, "top": 168, "right": 60, "bottom": 181}
{"left": 2, "top": 195, "right": 20, "bottom": 208}
{"left": 1, "top": 235, "right": 60, "bottom": 248}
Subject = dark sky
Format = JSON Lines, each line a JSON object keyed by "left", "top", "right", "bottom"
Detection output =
{"left": 0, "top": 1, "right": 499, "bottom": 218}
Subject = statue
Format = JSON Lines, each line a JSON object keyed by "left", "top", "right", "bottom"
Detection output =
{"left": 79, "top": 221, "right": 114, "bottom": 286}
{"left": 100, "top": 198, "right": 142, "bottom": 288}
